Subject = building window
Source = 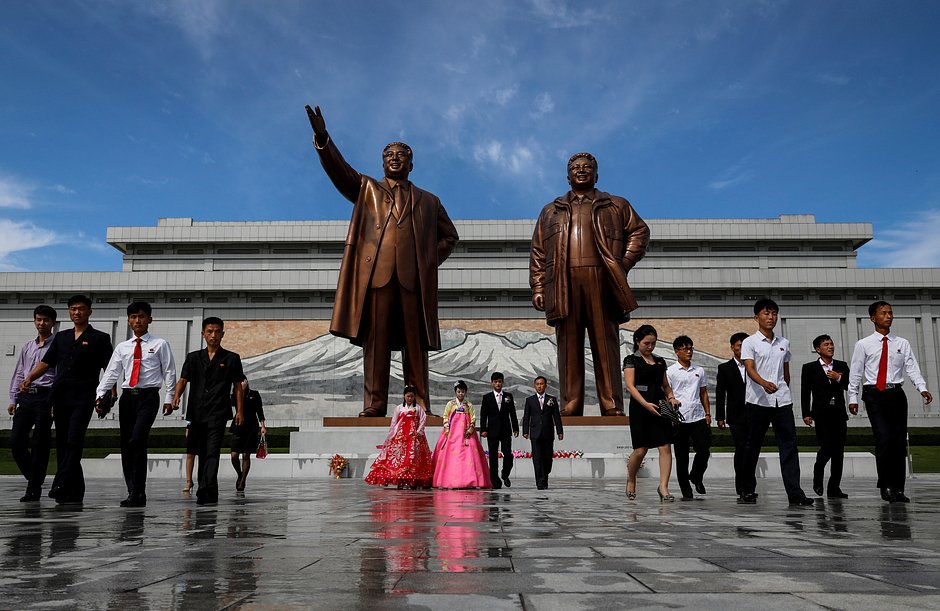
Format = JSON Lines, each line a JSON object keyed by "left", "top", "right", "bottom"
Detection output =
{"left": 287, "top": 296, "right": 311, "bottom": 303}
{"left": 217, "top": 248, "right": 260, "bottom": 254}
{"left": 473, "top": 295, "right": 497, "bottom": 302}
{"left": 781, "top": 294, "right": 804, "bottom": 301}
{"left": 819, "top": 294, "right": 842, "bottom": 301}
{"left": 894, "top": 294, "right": 917, "bottom": 300}
{"left": 169, "top": 297, "right": 192, "bottom": 303}
{"left": 206, "top": 297, "right": 229, "bottom": 303}
{"left": 699, "top": 294, "right": 722, "bottom": 301}
{"left": 96, "top": 297, "right": 118, "bottom": 304}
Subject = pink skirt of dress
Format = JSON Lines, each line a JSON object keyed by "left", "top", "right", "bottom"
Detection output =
{"left": 431, "top": 411, "right": 492, "bottom": 489}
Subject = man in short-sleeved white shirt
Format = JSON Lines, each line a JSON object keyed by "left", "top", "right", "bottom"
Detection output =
{"left": 737, "top": 298, "right": 813, "bottom": 506}
{"left": 666, "top": 335, "right": 712, "bottom": 500}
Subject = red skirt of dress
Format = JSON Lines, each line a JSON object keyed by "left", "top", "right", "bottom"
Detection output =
{"left": 365, "top": 412, "right": 434, "bottom": 488}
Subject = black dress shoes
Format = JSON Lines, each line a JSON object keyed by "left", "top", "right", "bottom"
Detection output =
{"left": 120, "top": 494, "right": 146, "bottom": 507}
{"left": 502, "top": 476, "right": 511, "bottom": 488}
{"left": 827, "top": 489, "right": 849, "bottom": 499}
{"left": 737, "top": 493, "right": 758, "bottom": 504}
{"left": 789, "top": 495, "right": 816, "bottom": 506}
{"left": 812, "top": 483, "right": 824, "bottom": 496}
{"left": 894, "top": 491, "right": 911, "bottom": 503}
{"left": 20, "top": 492, "right": 40, "bottom": 503}
{"left": 491, "top": 481, "right": 502, "bottom": 490}
{"left": 691, "top": 479, "right": 706, "bottom": 495}
{"left": 681, "top": 491, "right": 694, "bottom": 501}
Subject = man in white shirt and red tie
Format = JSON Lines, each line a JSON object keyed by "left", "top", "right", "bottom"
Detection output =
{"left": 848, "top": 301, "right": 933, "bottom": 503}
{"left": 96, "top": 302, "right": 177, "bottom": 507}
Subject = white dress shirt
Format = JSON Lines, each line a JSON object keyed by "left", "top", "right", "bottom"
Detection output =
{"left": 666, "top": 362, "right": 708, "bottom": 422}
{"left": 741, "top": 331, "right": 792, "bottom": 407}
{"left": 735, "top": 358, "right": 746, "bottom": 382}
{"left": 96, "top": 332, "right": 177, "bottom": 404}
{"left": 848, "top": 332, "right": 928, "bottom": 404}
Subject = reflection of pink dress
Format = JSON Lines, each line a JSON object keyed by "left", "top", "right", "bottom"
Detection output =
{"left": 431, "top": 401, "right": 492, "bottom": 489}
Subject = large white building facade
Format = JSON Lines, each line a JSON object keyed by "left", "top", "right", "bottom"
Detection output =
{"left": 1, "top": 214, "right": 938, "bottom": 427}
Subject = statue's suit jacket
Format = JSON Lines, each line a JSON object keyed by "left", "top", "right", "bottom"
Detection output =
{"left": 530, "top": 190, "right": 649, "bottom": 326}
{"left": 315, "top": 136, "right": 459, "bottom": 350}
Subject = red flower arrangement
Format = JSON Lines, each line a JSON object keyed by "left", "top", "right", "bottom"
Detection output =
{"left": 328, "top": 454, "right": 349, "bottom": 478}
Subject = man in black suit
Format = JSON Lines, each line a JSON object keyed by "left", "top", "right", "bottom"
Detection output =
{"left": 715, "top": 332, "right": 749, "bottom": 498}
{"left": 801, "top": 334, "right": 851, "bottom": 498}
{"left": 480, "top": 371, "right": 519, "bottom": 489}
{"left": 522, "top": 376, "right": 564, "bottom": 490}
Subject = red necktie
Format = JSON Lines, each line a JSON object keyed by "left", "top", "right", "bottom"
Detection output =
{"left": 129, "top": 338, "right": 142, "bottom": 387}
{"left": 876, "top": 335, "right": 888, "bottom": 391}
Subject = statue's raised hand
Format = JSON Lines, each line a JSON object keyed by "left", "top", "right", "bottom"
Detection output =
{"left": 305, "top": 104, "right": 327, "bottom": 141}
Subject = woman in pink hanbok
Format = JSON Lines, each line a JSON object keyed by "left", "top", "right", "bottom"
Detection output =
{"left": 365, "top": 386, "right": 433, "bottom": 489}
{"left": 431, "top": 381, "right": 492, "bottom": 489}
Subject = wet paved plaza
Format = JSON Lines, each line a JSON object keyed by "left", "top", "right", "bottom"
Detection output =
{"left": 2, "top": 475, "right": 940, "bottom": 609}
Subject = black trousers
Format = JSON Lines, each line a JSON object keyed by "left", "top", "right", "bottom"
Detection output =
{"left": 10, "top": 389, "right": 54, "bottom": 494}
{"left": 531, "top": 437, "right": 554, "bottom": 488}
{"left": 674, "top": 419, "right": 711, "bottom": 495}
{"left": 738, "top": 403, "right": 804, "bottom": 500}
{"left": 729, "top": 414, "right": 750, "bottom": 496}
{"left": 812, "top": 415, "right": 847, "bottom": 493}
{"left": 487, "top": 435, "right": 514, "bottom": 485}
{"left": 50, "top": 398, "right": 96, "bottom": 501}
{"left": 863, "top": 386, "right": 908, "bottom": 492}
{"left": 191, "top": 420, "right": 228, "bottom": 500}
{"left": 118, "top": 389, "right": 160, "bottom": 496}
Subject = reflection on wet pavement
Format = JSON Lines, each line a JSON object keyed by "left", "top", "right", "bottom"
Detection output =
{"left": 2, "top": 476, "right": 940, "bottom": 608}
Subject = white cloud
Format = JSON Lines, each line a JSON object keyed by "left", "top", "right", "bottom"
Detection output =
{"left": 49, "top": 184, "right": 76, "bottom": 195}
{"left": 708, "top": 158, "right": 754, "bottom": 190}
{"left": 528, "top": 0, "right": 607, "bottom": 28}
{"left": 862, "top": 208, "right": 940, "bottom": 268}
{"left": 813, "top": 72, "right": 850, "bottom": 86}
{"left": 494, "top": 84, "right": 519, "bottom": 106}
{"left": 0, "top": 175, "right": 35, "bottom": 209}
{"left": 473, "top": 140, "right": 541, "bottom": 176}
{"left": 531, "top": 92, "right": 554, "bottom": 118}
{"left": 0, "top": 219, "right": 58, "bottom": 270}
{"left": 136, "top": 0, "right": 225, "bottom": 60}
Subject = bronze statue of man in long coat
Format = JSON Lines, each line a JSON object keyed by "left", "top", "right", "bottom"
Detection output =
{"left": 306, "top": 105, "right": 459, "bottom": 416}
{"left": 530, "top": 153, "right": 649, "bottom": 416}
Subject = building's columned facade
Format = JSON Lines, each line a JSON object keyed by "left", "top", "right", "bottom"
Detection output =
{"left": 2, "top": 214, "right": 938, "bottom": 426}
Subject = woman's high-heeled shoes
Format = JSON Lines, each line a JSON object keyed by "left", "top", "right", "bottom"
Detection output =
{"left": 657, "top": 487, "right": 675, "bottom": 503}
{"left": 625, "top": 483, "right": 637, "bottom": 500}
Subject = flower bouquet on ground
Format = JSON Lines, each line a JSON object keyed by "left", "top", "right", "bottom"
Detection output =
{"left": 329, "top": 454, "right": 349, "bottom": 478}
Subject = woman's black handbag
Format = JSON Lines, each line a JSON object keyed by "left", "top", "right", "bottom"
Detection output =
{"left": 657, "top": 399, "right": 685, "bottom": 424}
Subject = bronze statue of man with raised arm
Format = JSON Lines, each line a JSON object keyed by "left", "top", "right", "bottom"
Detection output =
{"left": 530, "top": 153, "right": 649, "bottom": 416}
{"left": 306, "top": 105, "right": 459, "bottom": 417}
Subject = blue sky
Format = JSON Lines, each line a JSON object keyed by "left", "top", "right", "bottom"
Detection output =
{"left": 1, "top": 0, "right": 939, "bottom": 271}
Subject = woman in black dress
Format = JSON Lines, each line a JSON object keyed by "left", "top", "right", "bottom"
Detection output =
{"left": 230, "top": 378, "right": 266, "bottom": 492}
{"left": 624, "top": 325, "right": 680, "bottom": 502}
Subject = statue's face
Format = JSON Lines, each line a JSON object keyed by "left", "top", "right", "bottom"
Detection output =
{"left": 383, "top": 144, "right": 413, "bottom": 180}
{"left": 567, "top": 156, "right": 597, "bottom": 190}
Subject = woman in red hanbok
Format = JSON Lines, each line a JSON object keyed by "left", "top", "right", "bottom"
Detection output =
{"left": 431, "top": 380, "right": 492, "bottom": 489}
{"left": 365, "top": 386, "right": 434, "bottom": 488}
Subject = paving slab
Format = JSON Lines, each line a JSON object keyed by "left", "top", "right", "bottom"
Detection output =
{"left": 1, "top": 475, "right": 939, "bottom": 608}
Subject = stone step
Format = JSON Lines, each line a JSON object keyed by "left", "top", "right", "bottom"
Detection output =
{"left": 78, "top": 451, "right": 880, "bottom": 481}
